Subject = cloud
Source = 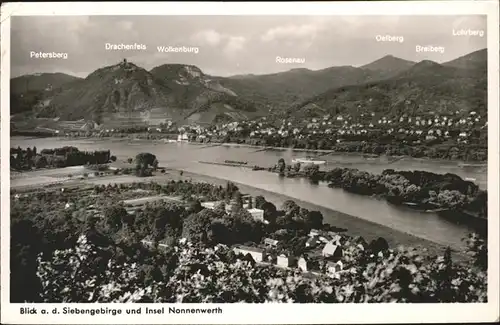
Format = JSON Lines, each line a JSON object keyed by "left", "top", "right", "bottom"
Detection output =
{"left": 223, "top": 36, "right": 246, "bottom": 56}
{"left": 9, "top": 15, "right": 487, "bottom": 78}
{"left": 117, "top": 20, "right": 133, "bottom": 31}
{"left": 191, "top": 29, "right": 246, "bottom": 57}
{"left": 191, "top": 29, "right": 223, "bottom": 46}
{"left": 261, "top": 22, "right": 325, "bottom": 42}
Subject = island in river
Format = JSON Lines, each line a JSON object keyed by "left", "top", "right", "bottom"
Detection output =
{"left": 10, "top": 136, "right": 487, "bottom": 255}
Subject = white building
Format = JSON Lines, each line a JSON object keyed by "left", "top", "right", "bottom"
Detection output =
{"left": 298, "top": 257, "right": 309, "bottom": 272}
{"left": 233, "top": 246, "right": 266, "bottom": 263}
{"left": 326, "top": 260, "right": 344, "bottom": 274}
{"left": 322, "top": 242, "right": 343, "bottom": 259}
{"left": 201, "top": 201, "right": 219, "bottom": 209}
{"left": 277, "top": 254, "right": 294, "bottom": 268}
{"left": 247, "top": 208, "right": 265, "bottom": 222}
{"left": 264, "top": 238, "right": 279, "bottom": 247}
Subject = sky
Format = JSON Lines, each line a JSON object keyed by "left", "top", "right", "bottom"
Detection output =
{"left": 10, "top": 15, "right": 487, "bottom": 78}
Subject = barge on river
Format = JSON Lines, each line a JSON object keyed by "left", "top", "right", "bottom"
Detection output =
{"left": 291, "top": 157, "right": 327, "bottom": 166}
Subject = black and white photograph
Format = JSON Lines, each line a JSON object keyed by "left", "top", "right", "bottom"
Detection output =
{"left": 1, "top": 2, "right": 499, "bottom": 324}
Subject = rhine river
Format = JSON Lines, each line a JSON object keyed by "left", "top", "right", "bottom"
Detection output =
{"left": 11, "top": 137, "right": 488, "bottom": 252}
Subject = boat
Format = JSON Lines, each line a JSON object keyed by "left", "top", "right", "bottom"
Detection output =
{"left": 291, "top": 157, "right": 327, "bottom": 165}
{"left": 458, "top": 163, "right": 486, "bottom": 168}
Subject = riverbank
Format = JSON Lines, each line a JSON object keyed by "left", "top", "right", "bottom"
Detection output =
{"left": 173, "top": 169, "right": 468, "bottom": 260}
{"left": 30, "top": 134, "right": 487, "bottom": 165}
{"left": 10, "top": 164, "right": 468, "bottom": 261}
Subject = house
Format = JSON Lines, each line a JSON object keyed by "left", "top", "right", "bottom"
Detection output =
{"left": 233, "top": 245, "right": 266, "bottom": 263}
{"left": 247, "top": 208, "right": 265, "bottom": 222}
{"left": 264, "top": 238, "right": 279, "bottom": 247}
{"left": 298, "top": 256, "right": 309, "bottom": 272}
{"left": 326, "top": 261, "right": 344, "bottom": 274}
{"left": 277, "top": 254, "right": 294, "bottom": 268}
{"left": 322, "top": 242, "right": 343, "bottom": 260}
{"left": 201, "top": 201, "right": 218, "bottom": 209}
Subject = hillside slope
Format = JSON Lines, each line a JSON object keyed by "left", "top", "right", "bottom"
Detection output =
{"left": 292, "top": 59, "right": 487, "bottom": 119}
{"left": 11, "top": 49, "right": 486, "bottom": 125}
{"left": 10, "top": 73, "right": 82, "bottom": 94}
{"left": 214, "top": 65, "right": 407, "bottom": 113}
{"left": 361, "top": 55, "right": 416, "bottom": 76}
{"left": 443, "top": 48, "right": 487, "bottom": 70}
{"left": 32, "top": 61, "right": 257, "bottom": 124}
{"left": 10, "top": 73, "right": 82, "bottom": 115}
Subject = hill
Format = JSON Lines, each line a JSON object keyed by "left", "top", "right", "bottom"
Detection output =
{"left": 214, "top": 65, "right": 399, "bottom": 113}
{"left": 291, "top": 57, "right": 487, "bottom": 120}
{"left": 10, "top": 72, "right": 81, "bottom": 94}
{"left": 361, "top": 55, "right": 416, "bottom": 76}
{"left": 10, "top": 73, "right": 82, "bottom": 115}
{"left": 28, "top": 61, "right": 258, "bottom": 125}
{"left": 11, "top": 49, "right": 487, "bottom": 126}
{"left": 443, "top": 48, "right": 487, "bottom": 70}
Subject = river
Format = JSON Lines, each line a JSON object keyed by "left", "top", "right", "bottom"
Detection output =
{"left": 11, "top": 136, "right": 487, "bottom": 252}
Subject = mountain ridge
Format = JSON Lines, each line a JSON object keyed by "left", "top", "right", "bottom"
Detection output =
{"left": 10, "top": 48, "right": 487, "bottom": 125}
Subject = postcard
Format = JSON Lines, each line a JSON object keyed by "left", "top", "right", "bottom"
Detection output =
{"left": 1, "top": 1, "right": 499, "bottom": 324}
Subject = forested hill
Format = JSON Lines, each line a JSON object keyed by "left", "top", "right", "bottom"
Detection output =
{"left": 288, "top": 49, "right": 487, "bottom": 120}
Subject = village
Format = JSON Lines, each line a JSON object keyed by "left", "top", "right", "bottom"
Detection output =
{"left": 127, "top": 193, "right": 355, "bottom": 280}
{"left": 13, "top": 180, "right": 356, "bottom": 280}
{"left": 54, "top": 110, "right": 486, "bottom": 146}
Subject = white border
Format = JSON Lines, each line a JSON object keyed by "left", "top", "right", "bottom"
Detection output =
{"left": 1, "top": 1, "right": 499, "bottom": 324}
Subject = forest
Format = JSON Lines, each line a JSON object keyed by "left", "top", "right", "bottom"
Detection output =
{"left": 11, "top": 179, "right": 487, "bottom": 303}
{"left": 271, "top": 160, "right": 487, "bottom": 226}
{"left": 10, "top": 146, "right": 114, "bottom": 171}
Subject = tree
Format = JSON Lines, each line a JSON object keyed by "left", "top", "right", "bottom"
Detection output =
{"left": 232, "top": 191, "right": 244, "bottom": 209}
{"left": 187, "top": 199, "right": 203, "bottom": 214}
{"left": 465, "top": 233, "right": 487, "bottom": 271}
{"left": 34, "top": 155, "right": 48, "bottom": 169}
{"left": 182, "top": 209, "right": 218, "bottom": 244}
{"left": 282, "top": 200, "right": 300, "bottom": 216}
{"left": 305, "top": 210, "right": 323, "bottom": 229}
{"left": 254, "top": 196, "right": 266, "bottom": 209}
{"left": 152, "top": 159, "right": 159, "bottom": 170}
{"left": 303, "top": 164, "right": 320, "bottom": 180}
{"left": 135, "top": 153, "right": 156, "bottom": 168}
{"left": 209, "top": 219, "right": 232, "bottom": 245}
{"left": 277, "top": 158, "right": 286, "bottom": 175}
{"left": 103, "top": 204, "right": 128, "bottom": 231}
{"left": 261, "top": 201, "right": 277, "bottom": 224}
{"left": 214, "top": 202, "right": 226, "bottom": 215}
{"left": 436, "top": 246, "right": 454, "bottom": 302}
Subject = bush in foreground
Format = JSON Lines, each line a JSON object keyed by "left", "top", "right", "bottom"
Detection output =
{"left": 36, "top": 234, "right": 487, "bottom": 303}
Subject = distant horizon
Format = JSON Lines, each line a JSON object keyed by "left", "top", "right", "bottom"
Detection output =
{"left": 11, "top": 47, "right": 487, "bottom": 80}
{"left": 10, "top": 15, "right": 487, "bottom": 78}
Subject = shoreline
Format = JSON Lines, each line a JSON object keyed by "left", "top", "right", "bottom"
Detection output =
{"left": 134, "top": 167, "right": 470, "bottom": 261}
{"left": 10, "top": 166, "right": 469, "bottom": 262}
{"left": 10, "top": 135, "right": 487, "bottom": 166}
{"left": 170, "top": 169, "right": 468, "bottom": 261}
